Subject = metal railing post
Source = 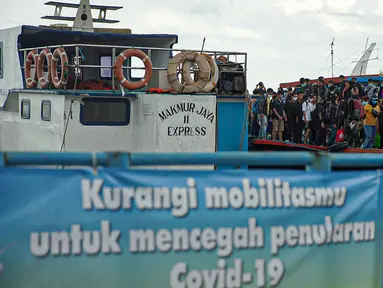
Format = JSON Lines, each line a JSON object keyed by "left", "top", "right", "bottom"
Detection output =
{"left": 75, "top": 45, "right": 79, "bottom": 78}
{"left": 106, "top": 152, "right": 129, "bottom": 168}
{"left": 306, "top": 153, "right": 331, "bottom": 171}
{"left": 112, "top": 47, "right": 116, "bottom": 90}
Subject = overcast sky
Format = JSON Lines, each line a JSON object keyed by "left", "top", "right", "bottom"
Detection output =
{"left": 1, "top": 0, "right": 383, "bottom": 90}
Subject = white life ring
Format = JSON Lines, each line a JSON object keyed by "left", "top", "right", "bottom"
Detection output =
{"left": 182, "top": 53, "right": 219, "bottom": 92}
{"left": 167, "top": 51, "right": 211, "bottom": 93}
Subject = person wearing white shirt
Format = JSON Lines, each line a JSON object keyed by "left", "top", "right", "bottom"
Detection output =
{"left": 302, "top": 95, "right": 316, "bottom": 144}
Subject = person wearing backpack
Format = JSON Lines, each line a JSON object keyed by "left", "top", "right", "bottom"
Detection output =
{"left": 378, "top": 101, "right": 383, "bottom": 148}
{"left": 291, "top": 92, "right": 304, "bottom": 143}
{"left": 361, "top": 95, "right": 380, "bottom": 149}
{"left": 310, "top": 96, "right": 326, "bottom": 146}
{"left": 250, "top": 89, "right": 261, "bottom": 136}
{"left": 325, "top": 94, "right": 340, "bottom": 146}
{"left": 257, "top": 91, "right": 268, "bottom": 139}
{"left": 345, "top": 88, "right": 364, "bottom": 147}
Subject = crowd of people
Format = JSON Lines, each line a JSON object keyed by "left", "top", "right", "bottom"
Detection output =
{"left": 248, "top": 76, "right": 383, "bottom": 149}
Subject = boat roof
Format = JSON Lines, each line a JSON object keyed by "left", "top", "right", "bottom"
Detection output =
{"left": 280, "top": 74, "right": 383, "bottom": 88}
{"left": 18, "top": 25, "right": 178, "bottom": 48}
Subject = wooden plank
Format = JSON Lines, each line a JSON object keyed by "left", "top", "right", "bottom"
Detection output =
{"left": 44, "top": 1, "right": 122, "bottom": 10}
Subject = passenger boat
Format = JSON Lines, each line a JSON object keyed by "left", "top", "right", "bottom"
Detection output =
{"left": 0, "top": 0, "right": 248, "bottom": 168}
{"left": 268, "top": 41, "right": 383, "bottom": 154}
{"left": 280, "top": 40, "right": 382, "bottom": 89}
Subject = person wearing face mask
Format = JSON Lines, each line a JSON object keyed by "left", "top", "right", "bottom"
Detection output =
{"left": 325, "top": 85, "right": 336, "bottom": 103}
{"left": 362, "top": 95, "right": 369, "bottom": 106}
{"left": 339, "top": 75, "right": 351, "bottom": 100}
{"left": 378, "top": 101, "right": 383, "bottom": 148}
{"left": 291, "top": 92, "right": 304, "bottom": 143}
{"left": 361, "top": 95, "right": 380, "bottom": 149}
{"left": 257, "top": 90, "right": 269, "bottom": 139}
{"left": 310, "top": 96, "right": 326, "bottom": 146}
{"left": 351, "top": 77, "right": 363, "bottom": 96}
{"left": 302, "top": 95, "right": 315, "bottom": 144}
{"left": 345, "top": 88, "right": 364, "bottom": 147}
{"left": 378, "top": 80, "right": 383, "bottom": 99}
{"left": 325, "top": 94, "right": 340, "bottom": 146}
{"left": 271, "top": 91, "right": 287, "bottom": 141}
{"left": 365, "top": 79, "right": 376, "bottom": 99}
{"left": 286, "top": 92, "right": 297, "bottom": 142}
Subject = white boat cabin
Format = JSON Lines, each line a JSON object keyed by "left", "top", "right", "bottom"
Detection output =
{"left": 0, "top": 1, "right": 248, "bottom": 169}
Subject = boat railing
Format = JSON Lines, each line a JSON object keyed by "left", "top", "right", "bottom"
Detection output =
{"left": 19, "top": 43, "right": 247, "bottom": 91}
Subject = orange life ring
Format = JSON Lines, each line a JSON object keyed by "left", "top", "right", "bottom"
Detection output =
{"left": 37, "top": 48, "right": 52, "bottom": 89}
{"left": 114, "top": 49, "right": 152, "bottom": 90}
{"left": 24, "top": 50, "right": 39, "bottom": 88}
{"left": 51, "top": 47, "right": 69, "bottom": 89}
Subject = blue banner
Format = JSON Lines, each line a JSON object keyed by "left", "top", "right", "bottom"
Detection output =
{"left": 0, "top": 168, "right": 381, "bottom": 288}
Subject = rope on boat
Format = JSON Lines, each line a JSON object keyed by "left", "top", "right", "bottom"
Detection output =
{"left": 57, "top": 75, "right": 78, "bottom": 169}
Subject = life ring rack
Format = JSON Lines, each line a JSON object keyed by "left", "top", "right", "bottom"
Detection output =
{"left": 114, "top": 48, "right": 153, "bottom": 90}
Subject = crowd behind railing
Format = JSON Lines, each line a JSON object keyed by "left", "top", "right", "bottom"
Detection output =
{"left": 248, "top": 75, "right": 383, "bottom": 149}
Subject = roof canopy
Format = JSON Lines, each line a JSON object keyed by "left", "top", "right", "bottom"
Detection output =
{"left": 18, "top": 25, "right": 178, "bottom": 48}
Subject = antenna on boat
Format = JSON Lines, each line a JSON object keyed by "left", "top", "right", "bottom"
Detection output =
{"left": 41, "top": 0, "right": 123, "bottom": 32}
{"left": 201, "top": 37, "right": 206, "bottom": 53}
{"left": 325, "top": 38, "right": 336, "bottom": 77}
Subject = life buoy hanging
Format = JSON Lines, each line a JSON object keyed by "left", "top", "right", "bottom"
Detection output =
{"left": 37, "top": 48, "right": 52, "bottom": 89}
{"left": 182, "top": 53, "right": 219, "bottom": 92}
{"left": 167, "top": 51, "right": 211, "bottom": 93}
{"left": 24, "top": 50, "right": 39, "bottom": 88}
{"left": 51, "top": 47, "right": 69, "bottom": 89}
{"left": 114, "top": 49, "right": 153, "bottom": 90}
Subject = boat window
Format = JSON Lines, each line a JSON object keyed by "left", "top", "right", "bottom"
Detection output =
{"left": 80, "top": 97, "right": 130, "bottom": 126}
{"left": 0, "top": 42, "right": 3, "bottom": 79}
{"left": 21, "top": 99, "right": 30, "bottom": 119}
{"left": 41, "top": 100, "right": 51, "bottom": 121}
{"left": 100, "top": 55, "right": 112, "bottom": 79}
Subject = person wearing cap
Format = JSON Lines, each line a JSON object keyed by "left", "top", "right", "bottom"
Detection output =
{"left": 256, "top": 82, "right": 266, "bottom": 94}
{"left": 361, "top": 95, "right": 380, "bottom": 148}
{"left": 271, "top": 90, "right": 287, "bottom": 141}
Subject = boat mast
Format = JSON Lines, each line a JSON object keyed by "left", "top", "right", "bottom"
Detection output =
{"left": 350, "top": 38, "right": 378, "bottom": 76}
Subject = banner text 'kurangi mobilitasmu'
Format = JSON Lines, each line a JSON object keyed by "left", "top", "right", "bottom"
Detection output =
{"left": 0, "top": 169, "right": 380, "bottom": 288}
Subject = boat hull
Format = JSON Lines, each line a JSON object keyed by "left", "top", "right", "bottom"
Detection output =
{"left": 249, "top": 139, "right": 383, "bottom": 153}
